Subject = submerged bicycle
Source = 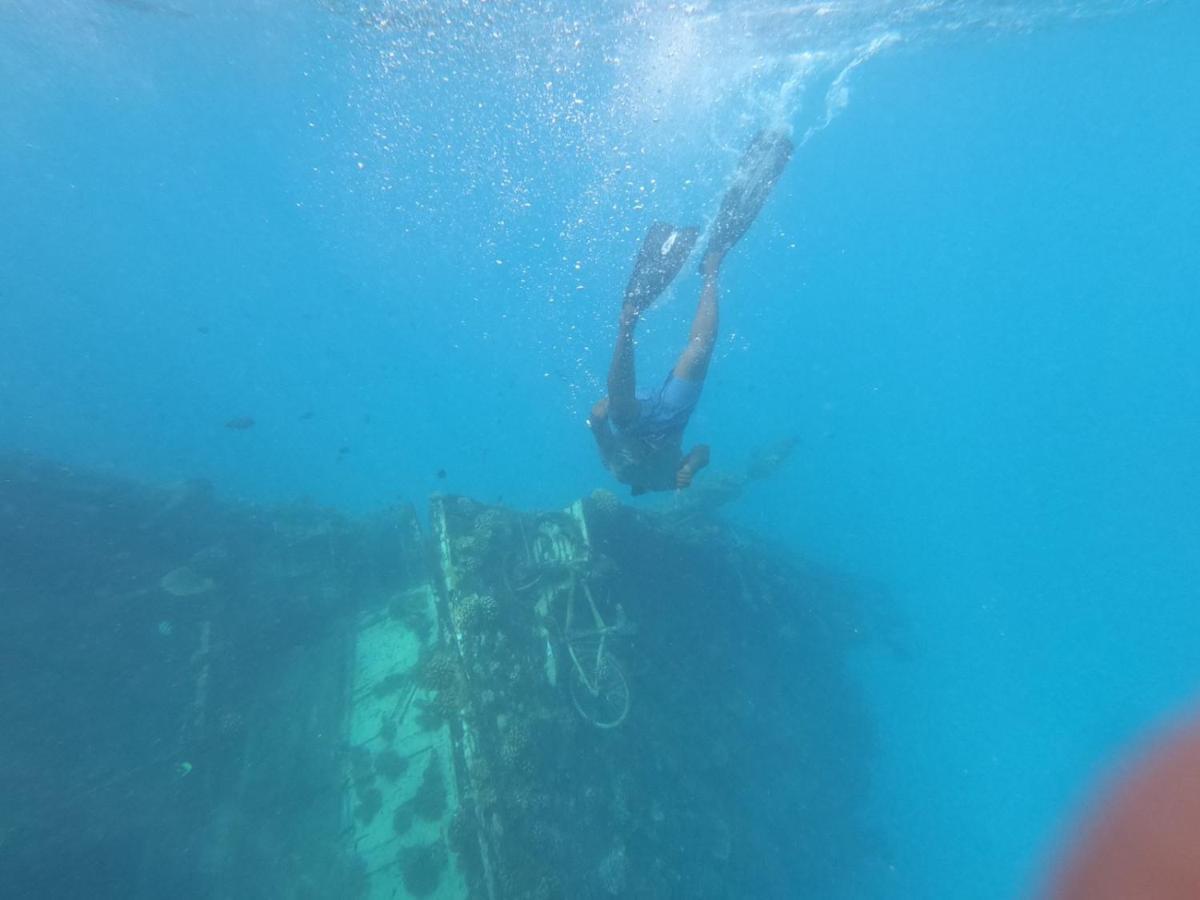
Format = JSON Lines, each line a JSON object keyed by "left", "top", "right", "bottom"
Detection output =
{"left": 506, "top": 519, "right": 634, "bottom": 729}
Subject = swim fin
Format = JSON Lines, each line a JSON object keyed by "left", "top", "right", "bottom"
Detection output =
{"left": 624, "top": 221, "right": 700, "bottom": 313}
{"left": 703, "top": 129, "right": 794, "bottom": 262}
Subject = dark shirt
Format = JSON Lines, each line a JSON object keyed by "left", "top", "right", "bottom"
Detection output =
{"left": 597, "top": 422, "right": 683, "bottom": 493}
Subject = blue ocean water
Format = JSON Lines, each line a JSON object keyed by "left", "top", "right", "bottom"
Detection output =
{"left": 2, "top": 1, "right": 1197, "bottom": 897}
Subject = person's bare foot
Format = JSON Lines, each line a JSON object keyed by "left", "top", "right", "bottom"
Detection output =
{"left": 588, "top": 398, "right": 610, "bottom": 429}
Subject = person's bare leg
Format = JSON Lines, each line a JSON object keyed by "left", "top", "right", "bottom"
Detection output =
{"left": 606, "top": 304, "right": 641, "bottom": 428}
{"left": 673, "top": 250, "right": 723, "bottom": 382}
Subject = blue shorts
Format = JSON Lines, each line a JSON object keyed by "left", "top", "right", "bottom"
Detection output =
{"left": 616, "top": 373, "right": 704, "bottom": 438}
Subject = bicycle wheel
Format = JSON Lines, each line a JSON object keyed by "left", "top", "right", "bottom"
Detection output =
{"left": 568, "top": 646, "right": 630, "bottom": 729}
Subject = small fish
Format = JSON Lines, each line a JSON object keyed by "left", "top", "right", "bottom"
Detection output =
{"left": 196, "top": 325, "right": 210, "bottom": 335}
{"left": 224, "top": 416, "right": 256, "bottom": 431}
{"left": 435, "top": 468, "right": 447, "bottom": 480}
{"left": 299, "top": 410, "right": 315, "bottom": 421}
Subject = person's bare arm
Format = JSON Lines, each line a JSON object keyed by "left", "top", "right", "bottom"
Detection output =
{"left": 588, "top": 399, "right": 618, "bottom": 464}
{"left": 676, "top": 443, "right": 710, "bottom": 488}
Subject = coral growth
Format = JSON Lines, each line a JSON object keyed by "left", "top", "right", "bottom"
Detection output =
{"left": 452, "top": 535, "right": 481, "bottom": 563}
{"left": 392, "top": 804, "right": 414, "bottom": 835}
{"left": 411, "top": 649, "right": 467, "bottom": 729}
{"left": 415, "top": 649, "right": 460, "bottom": 692}
{"left": 399, "top": 840, "right": 447, "bottom": 898}
{"left": 473, "top": 508, "right": 510, "bottom": 548}
{"left": 499, "top": 720, "right": 534, "bottom": 776}
{"left": 589, "top": 488, "right": 620, "bottom": 514}
{"left": 414, "top": 697, "right": 445, "bottom": 732}
{"left": 450, "top": 591, "right": 499, "bottom": 634}
{"left": 411, "top": 752, "right": 447, "bottom": 821}
{"left": 375, "top": 748, "right": 408, "bottom": 781}
{"left": 379, "top": 718, "right": 396, "bottom": 743}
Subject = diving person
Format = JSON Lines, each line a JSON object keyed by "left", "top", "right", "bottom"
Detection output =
{"left": 588, "top": 130, "right": 794, "bottom": 495}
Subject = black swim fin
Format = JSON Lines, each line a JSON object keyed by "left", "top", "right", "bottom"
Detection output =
{"left": 703, "top": 129, "right": 794, "bottom": 262}
{"left": 624, "top": 221, "right": 700, "bottom": 313}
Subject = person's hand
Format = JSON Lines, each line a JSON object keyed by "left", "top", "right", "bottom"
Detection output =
{"left": 676, "top": 443, "right": 710, "bottom": 488}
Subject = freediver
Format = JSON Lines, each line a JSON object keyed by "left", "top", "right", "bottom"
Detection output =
{"left": 588, "top": 130, "right": 794, "bottom": 495}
